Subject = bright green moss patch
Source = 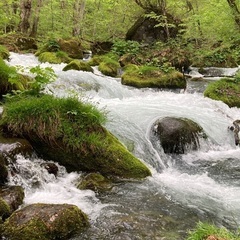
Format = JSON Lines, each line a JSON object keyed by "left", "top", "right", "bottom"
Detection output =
{"left": 63, "top": 59, "right": 93, "bottom": 72}
{"left": 186, "top": 222, "right": 239, "bottom": 240}
{"left": 38, "top": 51, "right": 71, "bottom": 64}
{"left": 121, "top": 64, "right": 186, "bottom": 89}
{"left": 0, "top": 198, "right": 11, "bottom": 222}
{"left": 204, "top": 77, "right": 240, "bottom": 108}
{"left": 0, "top": 94, "right": 151, "bottom": 179}
{"left": 98, "top": 58, "right": 120, "bottom": 77}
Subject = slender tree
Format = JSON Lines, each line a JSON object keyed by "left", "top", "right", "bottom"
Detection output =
{"left": 226, "top": 0, "right": 240, "bottom": 30}
{"left": 29, "top": 0, "right": 43, "bottom": 37}
{"left": 18, "top": 0, "right": 32, "bottom": 34}
{"left": 72, "top": 0, "right": 86, "bottom": 37}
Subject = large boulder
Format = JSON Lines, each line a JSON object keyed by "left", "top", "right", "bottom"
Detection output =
{"left": 1, "top": 203, "right": 89, "bottom": 240}
{"left": 0, "top": 94, "right": 151, "bottom": 179}
{"left": 151, "top": 117, "right": 206, "bottom": 154}
{"left": 58, "top": 39, "right": 84, "bottom": 59}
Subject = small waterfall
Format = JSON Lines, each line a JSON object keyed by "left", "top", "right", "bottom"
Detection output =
{"left": 5, "top": 52, "right": 240, "bottom": 239}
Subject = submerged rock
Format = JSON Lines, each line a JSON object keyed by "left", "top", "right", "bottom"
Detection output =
{"left": 2, "top": 203, "right": 89, "bottom": 240}
{"left": 152, "top": 117, "right": 206, "bottom": 154}
{"left": 77, "top": 172, "right": 113, "bottom": 192}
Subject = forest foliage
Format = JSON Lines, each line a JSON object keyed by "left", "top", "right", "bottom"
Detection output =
{"left": 0, "top": 0, "right": 239, "bottom": 46}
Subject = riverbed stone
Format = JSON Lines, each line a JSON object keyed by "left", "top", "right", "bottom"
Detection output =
{"left": 0, "top": 186, "right": 24, "bottom": 219}
{"left": 1, "top": 203, "right": 89, "bottom": 240}
{"left": 152, "top": 117, "right": 206, "bottom": 154}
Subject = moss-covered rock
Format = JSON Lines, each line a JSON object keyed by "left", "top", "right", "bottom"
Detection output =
{"left": 204, "top": 78, "right": 240, "bottom": 108}
{"left": 121, "top": 65, "right": 186, "bottom": 89}
{"left": 0, "top": 198, "right": 11, "bottom": 222}
{"left": 0, "top": 94, "right": 151, "bottom": 179}
{"left": 0, "top": 45, "right": 10, "bottom": 60}
{"left": 77, "top": 173, "right": 113, "bottom": 192}
{"left": 98, "top": 58, "right": 120, "bottom": 77}
{"left": 63, "top": 59, "right": 93, "bottom": 72}
{"left": 58, "top": 39, "right": 84, "bottom": 59}
{"left": 2, "top": 203, "right": 89, "bottom": 240}
{"left": 38, "top": 51, "right": 71, "bottom": 64}
{"left": 0, "top": 186, "right": 24, "bottom": 215}
{"left": 151, "top": 117, "right": 206, "bottom": 154}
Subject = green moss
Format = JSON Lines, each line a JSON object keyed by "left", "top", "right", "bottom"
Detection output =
{"left": 186, "top": 222, "right": 239, "bottom": 240}
{"left": 63, "top": 59, "right": 93, "bottom": 72}
{"left": 0, "top": 198, "right": 11, "bottom": 222}
{"left": 0, "top": 45, "right": 10, "bottom": 60}
{"left": 121, "top": 65, "right": 186, "bottom": 89}
{"left": 0, "top": 94, "right": 151, "bottom": 179}
{"left": 204, "top": 78, "right": 240, "bottom": 108}
{"left": 98, "top": 58, "right": 120, "bottom": 77}
{"left": 38, "top": 51, "right": 71, "bottom": 64}
{"left": 88, "top": 55, "right": 105, "bottom": 66}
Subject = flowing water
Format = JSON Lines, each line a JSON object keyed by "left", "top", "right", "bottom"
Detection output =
{"left": 5, "top": 53, "right": 240, "bottom": 239}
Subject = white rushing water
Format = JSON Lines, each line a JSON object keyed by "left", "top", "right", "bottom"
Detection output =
{"left": 5, "top": 53, "right": 240, "bottom": 236}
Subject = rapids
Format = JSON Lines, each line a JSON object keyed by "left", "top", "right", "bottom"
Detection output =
{"left": 4, "top": 52, "right": 240, "bottom": 239}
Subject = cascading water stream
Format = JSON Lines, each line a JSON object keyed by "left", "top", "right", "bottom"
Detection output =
{"left": 5, "top": 52, "right": 240, "bottom": 239}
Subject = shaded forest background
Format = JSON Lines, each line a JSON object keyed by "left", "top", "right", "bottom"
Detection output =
{"left": 0, "top": 0, "right": 240, "bottom": 44}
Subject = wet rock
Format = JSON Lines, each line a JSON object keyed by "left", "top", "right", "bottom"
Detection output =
{"left": 0, "top": 186, "right": 24, "bottom": 221}
{"left": 77, "top": 172, "right": 113, "bottom": 192}
{"left": 2, "top": 203, "right": 89, "bottom": 240}
{"left": 0, "top": 134, "right": 34, "bottom": 160}
{"left": 151, "top": 117, "right": 206, "bottom": 154}
{"left": 41, "top": 162, "right": 59, "bottom": 176}
{"left": 0, "top": 156, "right": 8, "bottom": 184}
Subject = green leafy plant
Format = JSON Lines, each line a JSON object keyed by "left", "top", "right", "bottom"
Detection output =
{"left": 186, "top": 222, "right": 240, "bottom": 240}
{"left": 111, "top": 40, "right": 140, "bottom": 56}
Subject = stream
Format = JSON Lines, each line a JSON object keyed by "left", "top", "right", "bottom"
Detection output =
{"left": 5, "top": 52, "right": 240, "bottom": 239}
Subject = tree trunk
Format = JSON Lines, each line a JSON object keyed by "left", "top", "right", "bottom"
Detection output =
{"left": 18, "top": 0, "right": 32, "bottom": 34}
{"left": 29, "top": 0, "right": 43, "bottom": 37}
{"left": 72, "top": 0, "right": 86, "bottom": 37}
{"left": 226, "top": 0, "right": 240, "bottom": 29}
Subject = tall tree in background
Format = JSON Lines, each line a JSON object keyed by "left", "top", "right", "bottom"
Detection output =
{"left": 72, "top": 0, "right": 86, "bottom": 37}
{"left": 226, "top": 0, "right": 240, "bottom": 30}
{"left": 18, "top": 0, "right": 32, "bottom": 34}
{"left": 29, "top": 0, "right": 43, "bottom": 37}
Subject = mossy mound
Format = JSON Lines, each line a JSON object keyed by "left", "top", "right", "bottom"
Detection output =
{"left": 38, "top": 51, "right": 71, "bottom": 64}
{"left": 63, "top": 60, "right": 93, "bottom": 72}
{"left": 0, "top": 95, "right": 151, "bottom": 179}
{"left": 0, "top": 58, "right": 30, "bottom": 98}
{"left": 0, "top": 198, "right": 11, "bottom": 222}
{"left": 0, "top": 45, "right": 10, "bottom": 60}
{"left": 98, "top": 58, "right": 120, "bottom": 77}
{"left": 121, "top": 64, "right": 186, "bottom": 89}
{"left": 204, "top": 78, "right": 240, "bottom": 108}
{"left": 2, "top": 203, "right": 89, "bottom": 240}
